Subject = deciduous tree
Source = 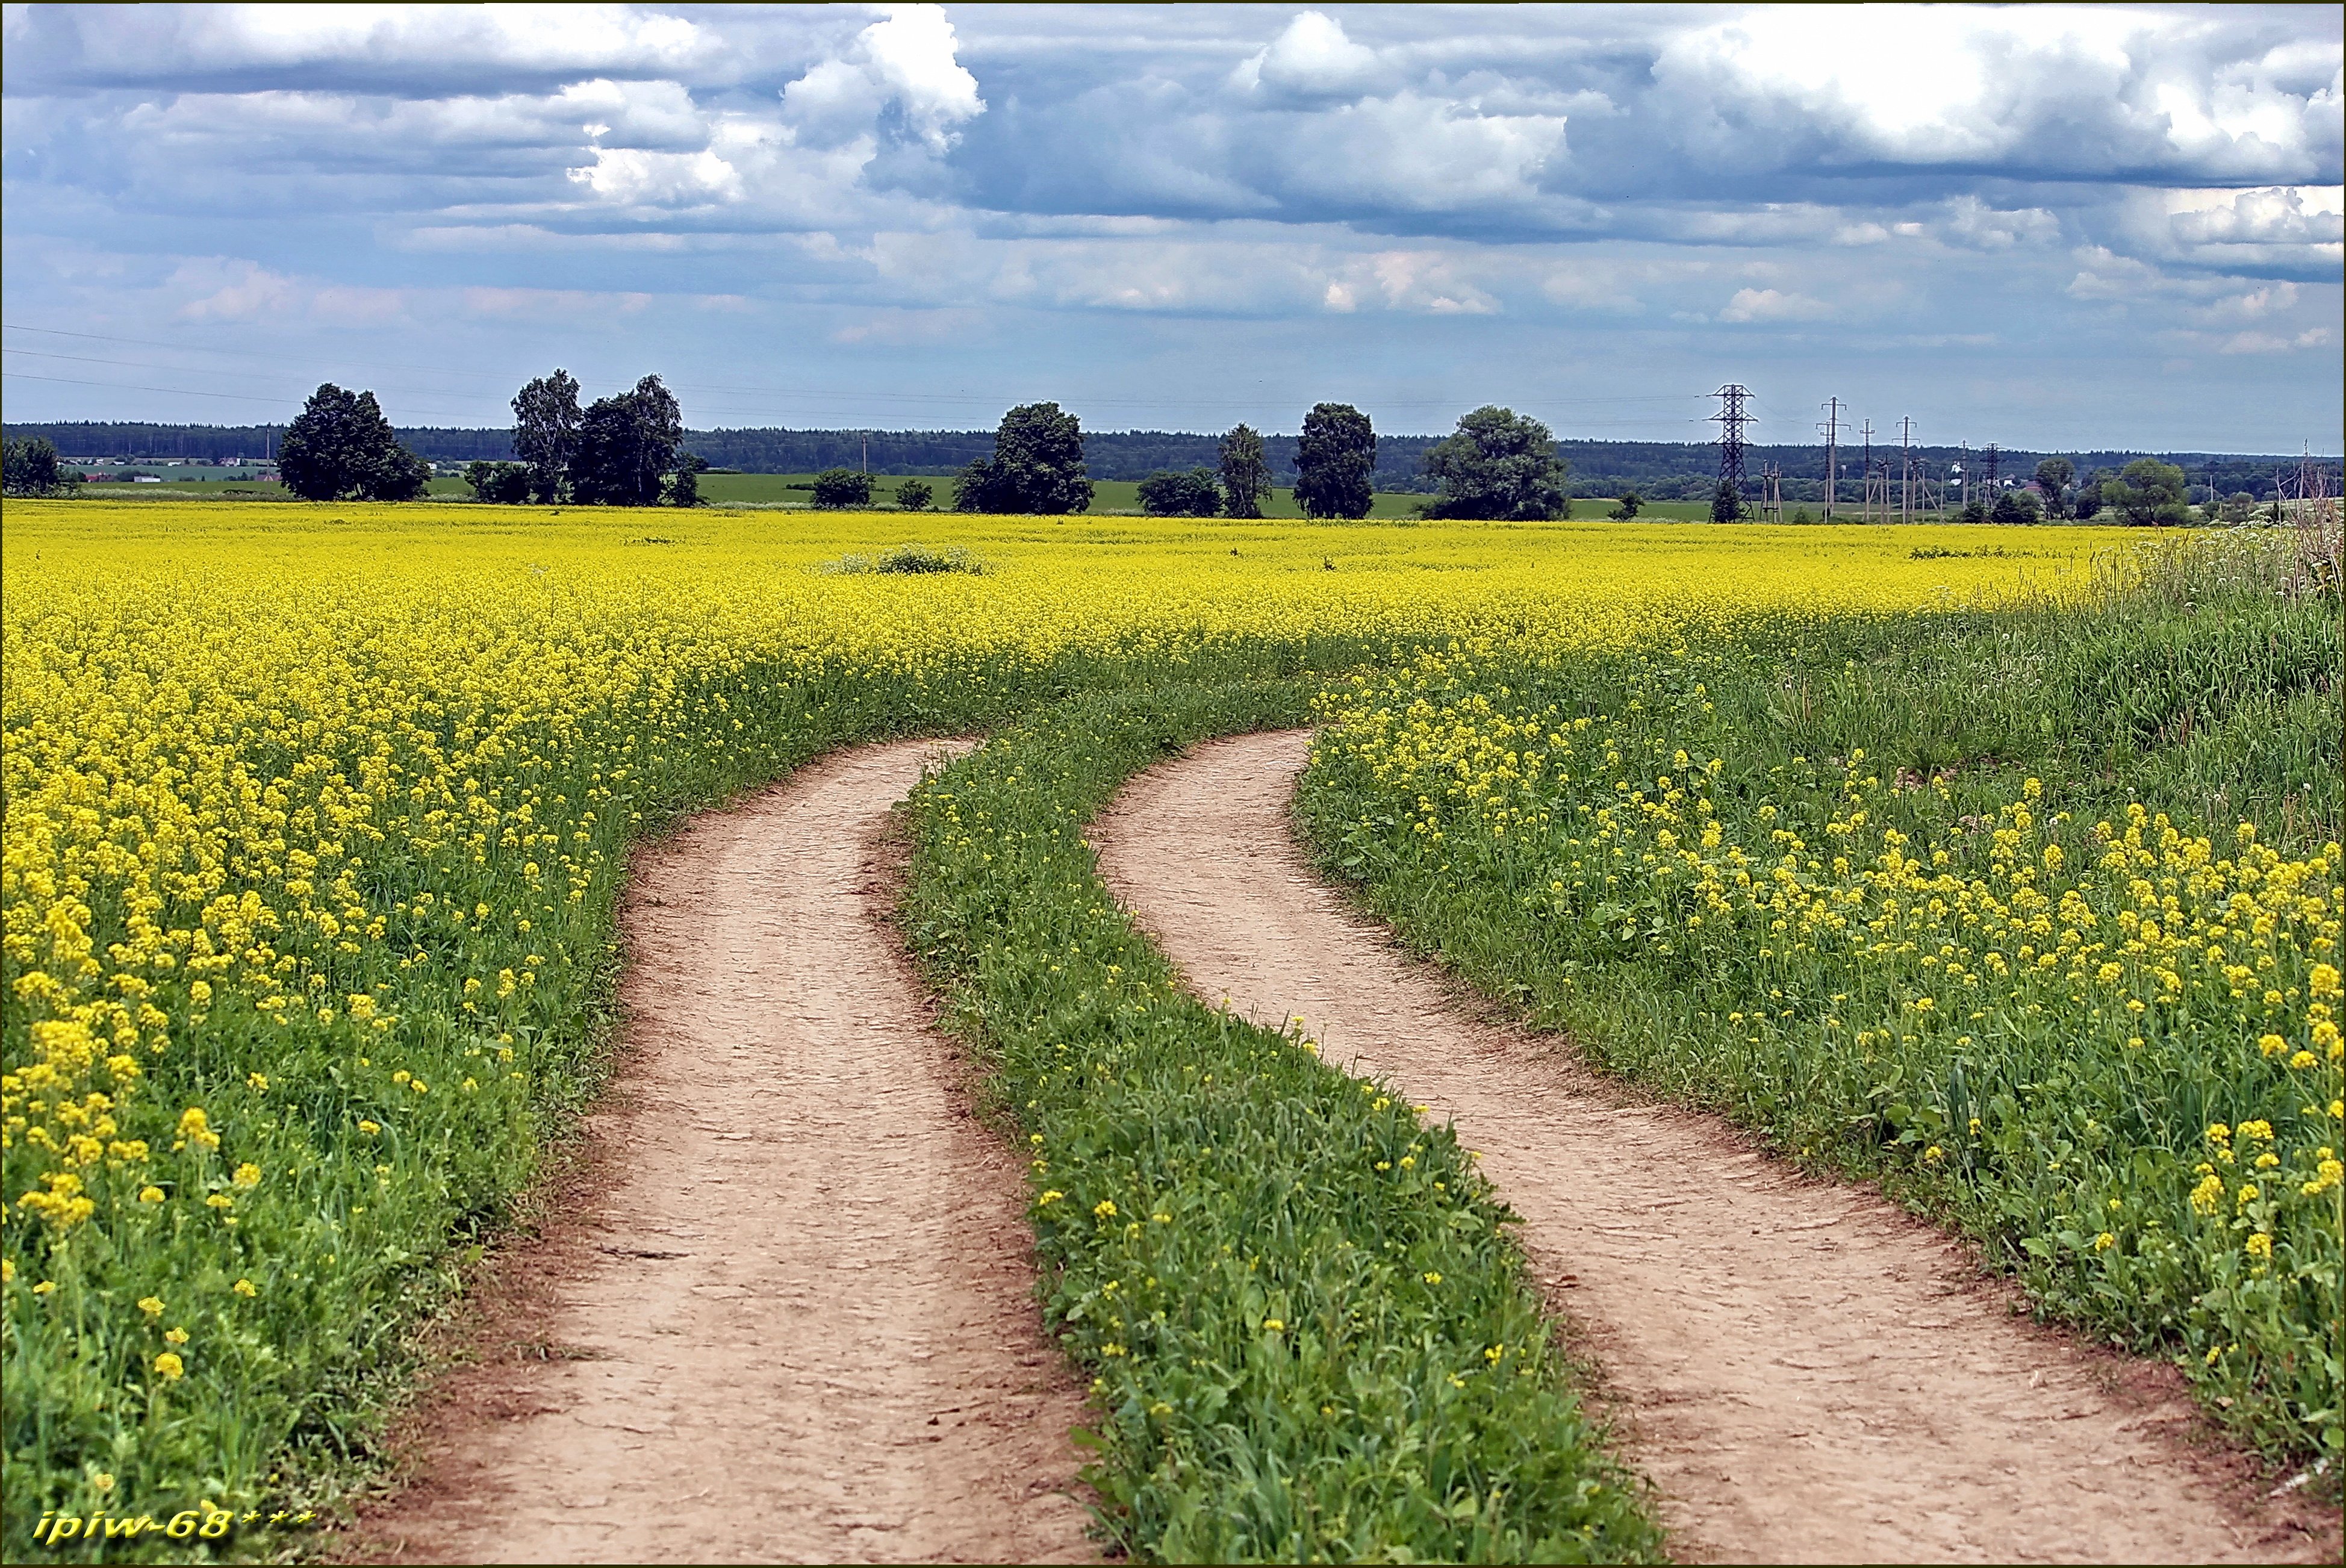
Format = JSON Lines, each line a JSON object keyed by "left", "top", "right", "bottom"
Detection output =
{"left": 1217, "top": 423, "right": 1270, "bottom": 519}
{"left": 894, "top": 478, "right": 935, "bottom": 512}
{"left": 570, "top": 376, "right": 683, "bottom": 506}
{"left": 279, "top": 384, "right": 429, "bottom": 501}
{"left": 1422, "top": 406, "right": 1569, "bottom": 521}
{"left": 2, "top": 436, "right": 76, "bottom": 497}
{"left": 2102, "top": 457, "right": 2190, "bottom": 527}
{"left": 511, "top": 369, "right": 581, "bottom": 504}
{"left": 955, "top": 402, "right": 1094, "bottom": 514}
{"left": 2032, "top": 456, "right": 2074, "bottom": 519}
{"left": 1294, "top": 402, "right": 1377, "bottom": 520}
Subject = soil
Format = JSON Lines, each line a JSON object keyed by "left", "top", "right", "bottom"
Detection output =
{"left": 353, "top": 741, "right": 1096, "bottom": 1566}
{"left": 1091, "top": 729, "right": 2340, "bottom": 1566}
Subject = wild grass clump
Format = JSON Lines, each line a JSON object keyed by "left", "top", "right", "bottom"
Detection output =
{"left": 1298, "top": 576, "right": 2343, "bottom": 1467}
{"left": 824, "top": 544, "right": 985, "bottom": 575}
{"left": 901, "top": 682, "right": 1663, "bottom": 1564}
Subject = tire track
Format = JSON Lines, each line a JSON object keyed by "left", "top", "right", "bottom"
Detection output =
{"left": 1092, "top": 729, "right": 2326, "bottom": 1566}
{"left": 369, "top": 741, "right": 1094, "bottom": 1566}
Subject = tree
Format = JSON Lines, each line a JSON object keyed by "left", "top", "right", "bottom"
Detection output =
{"left": 1959, "top": 496, "right": 1990, "bottom": 524}
{"left": 512, "top": 369, "right": 582, "bottom": 503}
{"left": 2102, "top": 457, "right": 2190, "bottom": 527}
{"left": 1608, "top": 490, "right": 1642, "bottom": 521}
{"left": 812, "top": 467, "right": 874, "bottom": 508}
{"left": 2073, "top": 472, "right": 2105, "bottom": 520}
{"left": 1137, "top": 467, "right": 1223, "bottom": 517}
{"left": 463, "top": 459, "right": 533, "bottom": 503}
{"left": 1990, "top": 489, "right": 2043, "bottom": 525}
{"left": 895, "top": 478, "right": 935, "bottom": 512}
{"left": 955, "top": 402, "right": 1093, "bottom": 514}
{"left": 1710, "top": 479, "right": 1744, "bottom": 523}
{"left": 665, "top": 451, "right": 709, "bottom": 508}
{"left": 570, "top": 375, "right": 683, "bottom": 506}
{"left": 2032, "top": 456, "right": 2074, "bottom": 519}
{"left": 1218, "top": 423, "right": 1270, "bottom": 519}
{"left": 1295, "top": 403, "right": 1377, "bottom": 519}
{"left": 2218, "top": 490, "right": 2257, "bottom": 524}
{"left": 279, "top": 384, "right": 430, "bottom": 501}
{"left": 2, "top": 437, "right": 77, "bottom": 497}
{"left": 1420, "top": 406, "right": 1569, "bottom": 521}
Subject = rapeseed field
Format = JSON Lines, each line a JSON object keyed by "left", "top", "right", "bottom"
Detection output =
{"left": 0, "top": 497, "right": 2133, "bottom": 1548}
{"left": 1299, "top": 537, "right": 2342, "bottom": 1463}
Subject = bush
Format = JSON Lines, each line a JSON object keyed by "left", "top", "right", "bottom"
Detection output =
{"left": 812, "top": 468, "right": 874, "bottom": 509}
{"left": 462, "top": 461, "right": 534, "bottom": 504}
{"left": 894, "top": 478, "right": 934, "bottom": 512}
{"left": 1136, "top": 467, "right": 1223, "bottom": 517}
{"left": 1989, "top": 490, "right": 2042, "bottom": 526}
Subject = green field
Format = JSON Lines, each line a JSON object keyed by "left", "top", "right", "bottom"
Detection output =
{"left": 46, "top": 473, "right": 1949, "bottom": 525}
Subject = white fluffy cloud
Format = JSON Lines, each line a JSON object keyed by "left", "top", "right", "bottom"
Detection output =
{"left": 2, "top": 4, "right": 2338, "bottom": 443}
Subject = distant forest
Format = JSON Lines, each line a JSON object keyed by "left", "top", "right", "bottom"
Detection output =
{"left": 8, "top": 420, "right": 2335, "bottom": 501}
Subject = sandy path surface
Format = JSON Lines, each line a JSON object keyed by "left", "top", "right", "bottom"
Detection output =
{"left": 372, "top": 742, "right": 1095, "bottom": 1566}
{"left": 1094, "top": 729, "right": 2327, "bottom": 1566}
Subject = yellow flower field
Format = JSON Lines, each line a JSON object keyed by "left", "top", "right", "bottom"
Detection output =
{"left": 0, "top": 497, "right": 2121, "bottom": 1536}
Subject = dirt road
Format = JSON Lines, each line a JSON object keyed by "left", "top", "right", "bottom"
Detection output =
{"left": 1093, "top": 729, "right": 2326, "bottom": 1566}
{"left": 372, "top": 741, "right": 1094, "bottom": 1566}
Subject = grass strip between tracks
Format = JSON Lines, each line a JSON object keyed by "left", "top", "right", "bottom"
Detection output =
{"left": 900, "top": 680, "right": 1664, "bottom": 1565}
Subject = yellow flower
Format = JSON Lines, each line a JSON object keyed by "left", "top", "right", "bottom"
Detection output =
{"left": 2245, "top": 1233, "right": 2273, "bottom": 1260}
{"left": 1422, "top": 1271, "right": 1443, "bottom": 1285}
{"left": 358, "top": 1120, "right": 380, "bottom": 1135}
{"left": 154, "top": 1352, "right": 185, "bottom": 1381}
{"left": 232, "top": 1278, "right": 258, "bottom": 1298}
{"left": 1262, "top": 1318, "right": 1285, "bottom": 1333}
{"left": 164, "top": 1326, "right": 190, "bottom": 1345}
{"left": 1092, "top": 1199, "right": 1117, "bottom": 1219}
{"left": 138, "top": 1185, "right": 166, "bottom": 1204}
{"left": 33, "top": 1280, "right": 57, "bottom": 1295}
{"left": 176, "top": 1107, "right": 220, "bottom": 1151}
{"left": 232, "top": 1162, "right": 262, "bottom": 1188}
{"left": 138, "top": 1296, "right": 165, "bottom": 1316}
{"left": 2094, "top": 1233, "right": 2115, "bottom": 1252}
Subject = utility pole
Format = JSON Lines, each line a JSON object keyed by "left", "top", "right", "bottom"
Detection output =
{"left": 1857, "top": 420, "right": 1876, "bottom": 523}
{"left": 1710, "top": 384, "right": 1752, "bottom": 513}
{"left": 1817, "top": 397, "right": 1841, "bottom": 522}
{"left": 1898, "top": 415, "right": 1915, "bottom": 523}
{"left": 1984, "top": 442, "right": 2000, "bottom": 494}
{"left": 860, "top": 431, "right": 869, "bottom": 474}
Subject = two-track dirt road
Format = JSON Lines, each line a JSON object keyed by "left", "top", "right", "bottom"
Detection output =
{"left": 1092, "top": 729, "right": 2328, "bottom": 1566}
{"left": 368, "top": 742, "right": 1093, "bottom": 1566}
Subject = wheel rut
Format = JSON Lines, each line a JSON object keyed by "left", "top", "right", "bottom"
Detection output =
{"left": 366, "top": 741, "right": 1095, "bottom": 1566}
{"left": 1092, "top": 729, "right": 2329, "bottom": 1566}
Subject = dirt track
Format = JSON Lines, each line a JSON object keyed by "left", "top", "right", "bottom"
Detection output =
{"left": 369, "top": 742, "right": 1094, "bottom": 1566}
{"left": 1093, "top": 729, "right": 2330, "bottom": 1566}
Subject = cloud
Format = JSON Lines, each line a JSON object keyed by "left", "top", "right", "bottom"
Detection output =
{"left": 4, "top": 2, "right": 723, "bottom": 89}
{"left": 1717, "top": 287, "right": 1833, "bottom": 323}
{"left": 1233, "top": 11, "right": 1390, "bottom": 101}
{"left": 782, "top": 4, "right": 983, "bottom": 155}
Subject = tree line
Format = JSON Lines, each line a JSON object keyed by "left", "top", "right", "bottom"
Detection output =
{"left": 8, "top": 416, "right": 2321, "bottom": 504}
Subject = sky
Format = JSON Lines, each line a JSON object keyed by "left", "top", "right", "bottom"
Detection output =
{"left": 2, "top": 2, "right": 2341, "bottom": 449}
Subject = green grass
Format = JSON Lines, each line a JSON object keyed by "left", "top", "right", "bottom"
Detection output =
{"left": 900, "top": 683, "right": 1663, "bottom": 1563}
{"left": 1295, "top": 535, "right": 2345, "bottom": 1467}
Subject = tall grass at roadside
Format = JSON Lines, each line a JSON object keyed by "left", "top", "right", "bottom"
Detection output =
{"left": 901, "top": 683, "right": 1664, "bottom": 1564}
{"left": 1298, "top": 535, "right": 2344, "bottom": 1465}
